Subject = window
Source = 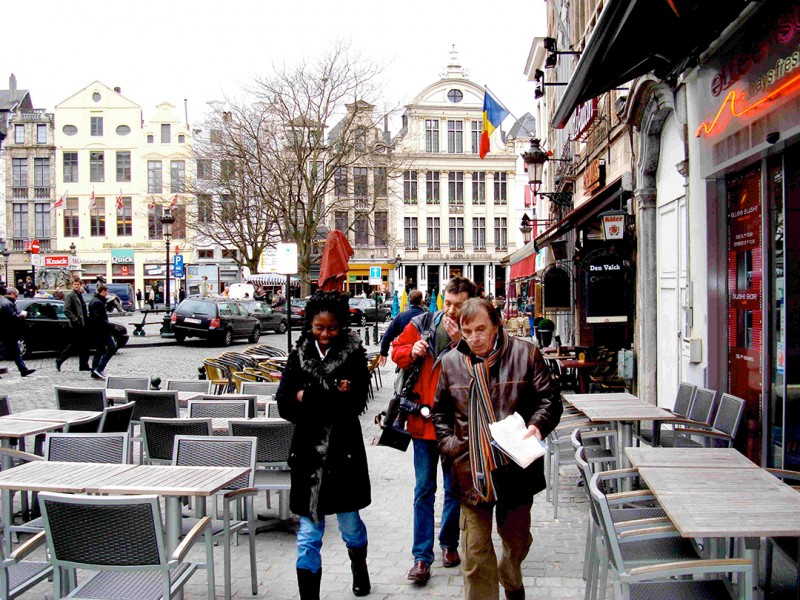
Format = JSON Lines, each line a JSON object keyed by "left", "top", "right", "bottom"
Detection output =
{"left": 425, "top": 119, "right": 439, "bottom": 152}
{"left": 12, "top": 204, "right": 28, "bottom": 238}
{"left": 35, "top": 204, "right": 51, "bottom": 239}
{"left": 403, "top": 171, "right": 418, "bottom": 204}
{"left": 221, "top": 249, "right": 238, "bottom": 261}
{"left": 472, "top": 172, "right": 486, "bottom": 204}
{"left": 117, "top": 197, "right": 132, "bottom": 236}
{"left": 355, "top": 214, "right": 369, "bottom": 246}
{"left": 14, "top": 124, "right": 24, "bottom": 144}
{"left": 449, "top": 217, "right": 464, "bottom": 250}
{"left": 34, "top": 158, "right": 50, "bottom": 188}
{"left": 197, "top": 195, "right": 213, "bottom": 223}
{"left": 36, "top": 124, "right": 47, "bottom": 144}
{"left": 147, "top": 134, "right": 154, "bottom": 143}
{"left": 90, "top": 197, "right": 106, "bottom": 237}
{"left": 494, "top": 217, "right": 508, "bottom": 249}
{"left": 220, "top": 160, "right": 234, "bottom": 179}
{"left": 471, "top": 121, "right": 483, "bottom": 153}
{"left": 334, "top": 167, "right": 348, "bottom": 197}
{"left": 493, "top": 172, "right": 507, "bottom": 204}
{"left": 90, "top": 116, "right": 103, "bottom": 136}
{"left": 147, "top": 161, "right": 162, "bottom": 193}
{"left": 426, "top": 172, "right": 440, "bottom": 204}
{"left": 426, "top": 217, "right": 441, "bottom": 250}
{"left": 161, "top": 124, "right": 171, "bottom": 143}
{"left": 335, "top": 211, "right": 348, "bottom": 233}
{"left": 116, "top": 151, "right": 131, "bottom": 182}
{"left": 374, "top": 167, "right": 387, "bottom": 197}
{"left": 89, "top": 151, "right": 104, "bottom": 182}
{"left": 447, "top": 120, "right": 463, "bottom": 153}
{"left": 404, "top": 217, "right": 418, "bottom": 250}
{"left": 473, "top": 217, "right": 486, "bottom": 250}
{"left": 353, "top": 167, "right": 368, "bottom": 198}
{"left": 172, "top": 205, "right": 186, "bottom": 239}
{"left": 448, "top": 171, "right": 464, "bottom": 205}
{"left": 198, "top": 249, "right": 214, "bottom": 259}
{"left": 178, "top": 134, "right": 185, "bottom": 143}
{"left": 447, "top": 89, "right": 463, "bottom": 103}
{"left": 375, "top": 211, "right": 387, "bottom": 247}
{"left": 170, "top": 160, "right": 186, "bottom": 193}
{"left": 148, "top": 205, "right": 163, "bottom": 239}
{"left": 309, "top": 160, "right": 324, "bottom": 183}
{"left": 116, "top": 125, "right": 131, "bottom": 136}
{"left": 354, "top": 128, "right": 366, "bottom": 152}
{"left": 12, "top": 158, "right": 28, "bottom": 187}
{"left": 197, "top": 159, "right": 212, "bottom": 180}
{"left": 64, "top": 198, "right": 79, "bottom": 237}
{"left": 63, "top": 152, "right": 78, "bottom": 183}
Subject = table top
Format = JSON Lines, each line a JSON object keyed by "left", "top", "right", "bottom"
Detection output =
{"left": 564, "top": 392, "right": 638, "bottom": 404}
{"left": 557, "top": 359, "right": 608, "bottom": 369}
{"left": 6, "top": 409, "right": 102, "bottom": 424}
{"left": 580, "top": 403, "right": 674, "bottom": 421}
{"left": 84, "top": 465, "right": 250, "bottom": 496}
{"left": 105, "top": 389, "right": 203, "bottom": 402}
{"left": 0, "top": 461, "right": 136, "bottom": 492}
{"left": 638, "top": 466, "right": 800, "bottom": 537}
{"left": 625, "top": 447, "right": 758, "bottom": 469}
{"left": 0, "top": 419, "right": 65, "bottom": 439}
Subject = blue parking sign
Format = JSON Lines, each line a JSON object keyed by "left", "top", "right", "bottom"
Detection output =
{"left": 173, "top": 254, "right": 184, "bottom": 278}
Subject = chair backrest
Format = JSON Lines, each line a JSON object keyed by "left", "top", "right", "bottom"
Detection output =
{"left": 588, "top": 472, "right": 628, "bottom": 576}
{"left": 44, "top": 433, "right": 129, "bottom": 463}
{"left": 200, "top": 394, "right": 256, "bottom": 418}
{"left": 65, "top": 413, "right": 103, "bottom": 434}
{"left": 264, "top": 401, "right": 281, "bottom": 419}
{"left": 0, "top": 394, "right": 9, "bottom": 417}
{"left": 173, "top": 435, "right": 256, "bottom": 490}
{"left": 99, "top": 401, "right": 136, "bottom": 433}
{"left": 40, "top": 492, "right": 166, "bottom": 568}
{"left": 672, "top": 382, "right": 697, "bottom": 417}
{"left": 687, "top": 386, "right": 716, "bottom": 425}
{"left": 165, "top": 379, "right": 212, "bottom": 393}
{"left": 712, "top": 393, "right": 745, "bottom": 438}
{"left": 55, "top": 387, "right": 108, "bottom": 412}
{"left": 126, "top": 390, "right": 179, "bottom": 421}
{"left": 188, "top": 400, "right": 249, "bottom": 419}
{"left": 240, "top": 382, "right": 279, "bottom": 398}
{"left": 141, "top": 417, "right": 213, "bottom": 462}
{"left": 105, "top": 376, "right": 150, "bottom": 391}
{"left": 227, "top": 419, "right": 294, "bottom": 466}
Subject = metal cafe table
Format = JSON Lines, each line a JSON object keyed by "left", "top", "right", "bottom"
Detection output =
{"left": 5, "top": 409, "right": 102, "bottom": 426}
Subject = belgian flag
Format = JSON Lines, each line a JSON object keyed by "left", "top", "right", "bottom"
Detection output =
{"left": 479, "top": 90, "right": 509, "bottom": 159}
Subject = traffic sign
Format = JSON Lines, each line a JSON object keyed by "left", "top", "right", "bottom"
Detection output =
{"left": 276, "top": 243, "right": 298, "bottom": 275}
{"left": 31, "top": 255, "right": 43, "bottom": 267}
{"left": 369, "top": 266, "right": 382, "bottom": 285}
{"left": 173, "top": 254, "right": 184, "bottom": 279}
{"left": 30, "top": 239, "right": 40, "bottom": 254}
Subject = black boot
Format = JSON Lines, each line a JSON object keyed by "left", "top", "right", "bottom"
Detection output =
{"left": 348, "top": 545, "right": 371, "bottom": 597}
{"left": 296, "top": 568, "right": 321, "bottom": 600}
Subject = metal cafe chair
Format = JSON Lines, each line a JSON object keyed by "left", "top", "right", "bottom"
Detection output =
{"left": 672, "top": 392, "right": 745, "bottom": 449}
{"left": 199, "top": 394, "right": 257, "bottom": 419}
{"left": 636, "top": 381, "right": 697, "bottom": 445}
{"left": 173, "top": 435, "right": 258, "bottom": 600}
{"left": 125, "top": 389, "right": 180, "bottom": 463}
{"left": 54, "top": 386, "right": 108, "bottom": 412}
{"left": 64, "top": 413, "right": 103, "bottom": 434}
{"left": 165, "top": 379, "right": 213, "bottom": 394}
{"left": 240, "top": 381, "right": 279, "bottom": 398}
{"left": 38, "top": 492, "right": 213, "bottom": 599}
{"left": 655, "top": 386, "right": 717, "bottom": 447}
{"left": 187, "top": 400, "right": 249, "bottom": 420}
{"left": 98, "top": 401, "right": 136, "bottom": 434}
{"left": 764, "top": 468, "right": 800, "bottom": 599}
{"left": 104, "top": 375, "right": 150, "bottom": 391}
{"left": 0, "top": 527, "right": 52, "bottom": 599}
{"left": 140, "top": 418, "right": 212, "bottom": 465}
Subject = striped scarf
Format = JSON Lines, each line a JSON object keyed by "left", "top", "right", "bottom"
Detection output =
{"left": 465, "top": 327, "right": 509, "bottom": 502}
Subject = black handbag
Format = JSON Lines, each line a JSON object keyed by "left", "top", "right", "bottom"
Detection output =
{"left": 373, "top": 362, "right": 423, "bottom": 452}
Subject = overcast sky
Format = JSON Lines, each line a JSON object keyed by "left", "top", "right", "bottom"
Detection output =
{"left": 8, "top": 0, "right": 545, "bottom": 131}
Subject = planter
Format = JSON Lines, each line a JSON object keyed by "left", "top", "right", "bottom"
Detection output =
{"left": 537, "top": 329, "right": 554, "bottom": 347}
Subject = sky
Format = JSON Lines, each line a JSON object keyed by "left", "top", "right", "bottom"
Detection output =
{"left": 7, "top": 0, "right": 546, "bottom": 131}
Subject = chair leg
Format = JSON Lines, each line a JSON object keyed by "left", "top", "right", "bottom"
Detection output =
{"left": 248, "top": 497, "right": 258, "bottom": 595}
{"left": 224, "top": 500, "right": 233, "bottom": 600}
{"left": 553, "top": 444, "right": 560, "bottom": 519}
{"left": 596, "top": 539, "right": 608, "bottom": 600}
{"left": 205, "top": 528, "right": 216, "bottom": 600}
{"left": 583, "top": 521, "right": 594, "bottom": 581}
{"left": 545, "top": 443, "right": 552, "bottom": 502}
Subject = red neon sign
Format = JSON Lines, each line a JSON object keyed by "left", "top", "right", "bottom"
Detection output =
{"left": 696, "top": 71, "right": 800, "bottom": 138}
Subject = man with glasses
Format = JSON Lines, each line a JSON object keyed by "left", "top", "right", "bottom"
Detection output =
{"left": 392, "top": 276, "right": 477, "bottom": 585}
{"left": 433, "top": 298, "right": 562, "bottom": 600}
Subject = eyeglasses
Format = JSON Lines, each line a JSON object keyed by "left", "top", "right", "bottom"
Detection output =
{"left": 462, "top": 329, "right": 492, "bottom": 341}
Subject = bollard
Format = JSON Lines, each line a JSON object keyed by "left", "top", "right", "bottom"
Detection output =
{"left": 364, "top": 327, "right": 371, "bottom": 346}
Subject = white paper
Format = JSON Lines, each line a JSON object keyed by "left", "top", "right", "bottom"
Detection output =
{"left": 488, "top": 413, "right": 546, "bottom": 469}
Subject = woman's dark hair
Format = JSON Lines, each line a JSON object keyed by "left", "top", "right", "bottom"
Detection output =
{"left": 303, "top": 291, "right": 352, "bottom": 332}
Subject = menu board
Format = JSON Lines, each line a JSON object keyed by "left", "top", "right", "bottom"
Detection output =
{"left": 584, "top": 254, "right": 629, "bottom": 323}
{"left": 727, "top": 166, "right": 763, "bottom": 463}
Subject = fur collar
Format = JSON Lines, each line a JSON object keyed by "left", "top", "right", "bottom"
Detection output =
{"left": 295, "top": 330, "right": 363, "bottom": 390}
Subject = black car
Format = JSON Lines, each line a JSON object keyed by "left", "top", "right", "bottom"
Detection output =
{"left": 241, "top": 300, "right": 288, "bottom": 334}
{"left": 349, "top": 297, "right": 392, "bottom": 323}
{"left": 15, "top": 298, "right": 129, "bottom": 357}
{"left": 170, "top": 298, "right": 261, "bottom": 346}
{"left": 274, "top": 298, "right": 306, "bottom": 329}
{"left": 346, "top": 299, "right": 368, "bottom": 327}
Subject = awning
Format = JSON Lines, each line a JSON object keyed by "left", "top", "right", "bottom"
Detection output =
{"left": 510, "top": 254, "right": 538, "bottom": 281}
{"left": 245, "top": 274, "right": 300, "bottom": 287}
{"left": 535, "top": 178, "right": 626, "bottom": 249}
{"left": 552, "top": 0, "right": 749, "bottom": 129}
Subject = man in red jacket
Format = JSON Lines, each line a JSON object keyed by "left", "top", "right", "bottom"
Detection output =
{"left": 392, "top": 276, "right": 477, "bottom": 585}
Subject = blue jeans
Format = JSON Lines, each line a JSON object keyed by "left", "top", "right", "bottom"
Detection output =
{"left": 296, "top": 511, "right": 368, "bottom": 573}
{"left": 91, "top": 335, "right": 117, "bottom": 372}
{"left": 412, "top": 438, "right": 460, "bottom": 564}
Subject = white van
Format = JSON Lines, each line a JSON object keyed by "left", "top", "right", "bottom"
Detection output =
{"left": 227, "top": 283, "right": 256, "bottom": 300}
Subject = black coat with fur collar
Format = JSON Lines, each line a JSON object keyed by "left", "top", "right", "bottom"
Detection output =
{"left": 276, "top": 330, "right": 371, "bottom": 522}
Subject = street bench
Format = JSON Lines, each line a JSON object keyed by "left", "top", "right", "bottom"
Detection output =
{"left": 130, "top": 308, "right": 171, "bottom": 336}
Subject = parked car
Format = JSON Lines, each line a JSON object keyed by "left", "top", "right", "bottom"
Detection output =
{"left": 170, "top": 298, "right": 261, "bottom": 346}
{"left": 346, "top": 299, "right": 368, "bottom": 327}
{"left": 275, "top": 298, "right": 306, "bottom": 328}
{"left": 84, "top": 283, "right": 134, "bottom": 312}
{"left": 14, "top": 298, "right": 129, "bottom": 357}
{"left": 349, "top": 297, "right": 391, "bottom": 323}
{"left": 241, "top": 300, "right": 288, "bottom": 334}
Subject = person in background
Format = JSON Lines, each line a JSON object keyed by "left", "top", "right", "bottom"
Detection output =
{"left": 378, "top": 289, "right": 424, "bottom": 367}
{"left": 88, "top": 284, "right": 116, "bottom": 380}
{"left": 200, "top": 275, "right": 210, "bottom": 297}
{"left": 0, "top": 288, "right": 36, "bottom": 377}
{"left": 272, "top": 288, "right": 285, "bottom": 307}
{"left": 147, "top": 286, "right": 156, "bottom": 310}
{"left": 277, "top": 292, "right": 372, "bottom": 599}
{"left": 52, "top": 285, "right": 65, "bottom": 301}
{"left": 24, "top": 276, "right": 35, "bottom": 298}
{"left": 523, "top": 298, "right": 536, "bottom": 341}
{"left": 433, "top": 299, "right": 562, "bottom": 600}
{"left": 222, "top": 285, "right": 230, "bottom": 298}
{"left": 16, "top": 279, "right": 25, "bottom": 296}
{"left": 56, "top": 277, "right": 91, "bottom": 372}
{"left": 136, "top": 288, "right": 143, "bottom": 310}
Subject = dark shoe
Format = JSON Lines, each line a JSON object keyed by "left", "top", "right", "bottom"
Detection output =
{"left": 55, "top": 358, "right": 64, "bottom": 372}
{"left": 296, "top": 568, "right": 321, "bottom": 600}
{"left": 407, "top": 560, "right": 431, "bottom": 585}
{"left": 91, "top": 370, "right": 106, "bottom": 380}
{"left": 442, "top": 547, "right": 461, "bottom": 568}
{"left": 79, "top": 364, "right": 92, "bottom": 371}
{"left": 20, "top": 369, "right": 36, "bottom": 378}
{"left": 505, "top": 587, "right": 526, "bottom": 600}
{"left": 348, "top": 545, "right": 371, "bottom": 596}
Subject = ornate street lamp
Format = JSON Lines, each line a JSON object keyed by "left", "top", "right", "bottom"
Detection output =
{"left": 160, "top": 208, "right": 176, "bottom": 310}
{"left": 520, "top": 214, "right": 533, "bottom": 245}
{"left": 0, "top": 239, "right": 9, "bottom": 285}
{"left": 521, "top": 138, "right": 573, "bottom": 207}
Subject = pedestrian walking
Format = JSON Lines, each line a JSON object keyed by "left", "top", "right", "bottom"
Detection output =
{"left": 276, "top": 292, "right": 372, "bottom": 599}
{"left": 0, "top": 288, "right": 36, "bottom": 377}
{"left": 24, "top": 276, "right": 35, "bottom": 298}
{"left": 433, "top": 298, "right": 562, "bottom": 600}
{"left": 88, "top": 284, "right": 116, "bottom": 380}
{"left": 391, "top": 276, "right": 478, "bottom": 585}
{"left": 378, "top": 289, "right": 424, "bottom": 367}
{"left": 200, "top": 275, "right": 210, "bottom": 297}
{"left": 523, "top": 298, "right": 535, "bottom": 341}
{"left": 271, "top": 288, "right": 285, "bottom": 307}
{"left": 15, "top": 279, "right": 25, "bottom": 296}
{"left": 56, "top": 277, "right": 91, "bottom": 372}
{"left": 147, "top": 286, "right": 155, "bottom": 310}
{"left": 136, "top": 288, "right": 143, "bottom": 310}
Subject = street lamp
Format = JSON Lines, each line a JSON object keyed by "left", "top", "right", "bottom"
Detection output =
{"left": 521, "top": 138, "right": 573, "bottom": 207}
{"left": 0, "top": 239, "right": 9, "bottom": 285}
{"left": 69, "top": 242, "right": 76, "bottom": 256}
{"left": 520, "top": 214, "right": 533, "bottom": 245}
{"left": 160, "top": 207, "right": 176, "bottom": 310}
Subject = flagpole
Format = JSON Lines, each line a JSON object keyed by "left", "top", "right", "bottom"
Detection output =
{"left": 484, "top": 85, "right": 536, "bottom": 139}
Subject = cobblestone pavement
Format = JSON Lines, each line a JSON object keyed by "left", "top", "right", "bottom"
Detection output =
{"left": 3, "top": 319, "right": 588, "bottom": 599}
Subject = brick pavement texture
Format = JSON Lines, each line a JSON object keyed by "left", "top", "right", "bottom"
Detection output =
{"left": 2, "top": 321, "right": 588, "bottom": 599}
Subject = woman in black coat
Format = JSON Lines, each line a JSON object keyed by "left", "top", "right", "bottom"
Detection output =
{"left": 277, "top": 292, "right": 372, "bottom": 599}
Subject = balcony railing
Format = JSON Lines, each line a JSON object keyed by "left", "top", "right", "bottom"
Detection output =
{"left": 16, "top": 110, "right": 53, "bottom": 123}
{"left": 11, "top": 238, "right": 52, "bottom": 252}
{"left": 34, "top": 187, "right": 51, "bottom": 199}
{"left": 11, "top": 188, "right": 28, "bottom": 199}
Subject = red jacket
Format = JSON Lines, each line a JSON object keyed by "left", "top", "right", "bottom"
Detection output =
{"left": 392, "top": 311, "right": 455, "bottom": 441}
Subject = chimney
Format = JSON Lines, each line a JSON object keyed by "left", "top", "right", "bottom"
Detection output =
{"left": 9, "top": 74, "right": 17, "bottom": 95}
{"left": 383, "top": 114, "right": 391, "bottom": 144}
{"left": 114, "top": 86, "right": 121, "bottom": 94}
{"left": 223, "top": 111, "right": 232, "bottom": 124}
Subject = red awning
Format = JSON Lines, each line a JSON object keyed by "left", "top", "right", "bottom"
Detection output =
{"left": 510, "top": 254, "right": 537, "bottom": 281}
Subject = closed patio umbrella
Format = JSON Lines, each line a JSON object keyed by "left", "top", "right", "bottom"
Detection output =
{"left": 437, "top": 289, "right": 443, "bottom": 310}
{"left": 318, "top": 230, "right": 354, "bottom": 292}
{"left": 400, "top": 289, "right": 408, "bottom": 312}
{"left": 429, "top": 289, "right": 438, "bottom": 312}
{"left": 391, "top": 291, "right": 400, "bottom": 318}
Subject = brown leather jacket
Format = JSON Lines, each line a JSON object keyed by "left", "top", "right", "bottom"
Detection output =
{"left": 433, "top": 336, "right": 562, "bottom": 507}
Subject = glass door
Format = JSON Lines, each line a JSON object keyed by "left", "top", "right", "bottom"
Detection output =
{"left": 768, "top": 155, "right": 785, "bottom": 468}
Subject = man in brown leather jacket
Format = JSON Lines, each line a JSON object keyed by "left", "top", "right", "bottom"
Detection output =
{"left": 433, "top": 298, "right": 562, "bottom": 600}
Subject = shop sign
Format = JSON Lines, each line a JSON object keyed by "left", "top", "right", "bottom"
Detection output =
{"left": 572, "top": 98, "right": 598, "bottom": 140}
{"left": 111, "top": 249, "right": 134, "bottom": 264}
{"left": 44, "top": 255, "right": 70, "bottom": 268}
{"left": 584, "top": 254, "right": 629, "bottom": 323}
{"left": 583, "top": 159, "right": 605, "bottom": 195}
{"left": 542, "top": 265, "right": 571, "bottom": 310}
